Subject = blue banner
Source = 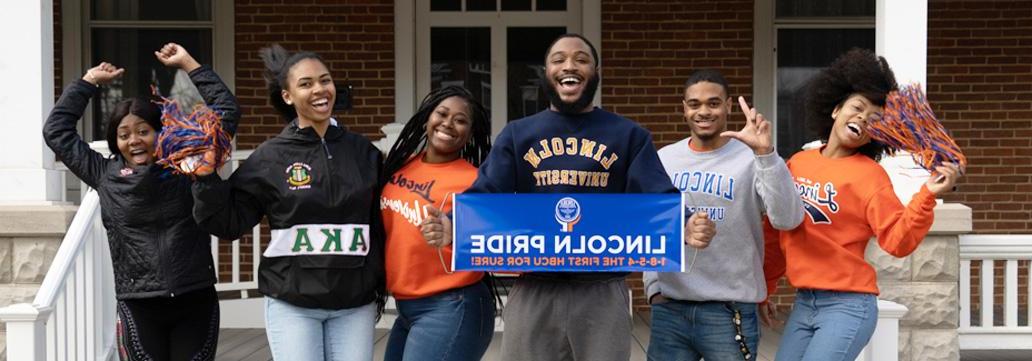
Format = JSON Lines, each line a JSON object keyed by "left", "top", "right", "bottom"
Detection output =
{"left": 452, "top": 193, "right": 684, "bottom": 272}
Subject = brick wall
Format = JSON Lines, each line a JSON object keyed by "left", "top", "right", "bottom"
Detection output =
{"left": 928, "top": 0, "right": 1032, "bottom": 316}
{"left": 233, "top": 0, "right": 395, "bottom": 149}
{"left": 600, "top": 0, "right": 755, "bottom": 311}
{"left": 928, "top": 0, "right": 1032, "bottom": 233}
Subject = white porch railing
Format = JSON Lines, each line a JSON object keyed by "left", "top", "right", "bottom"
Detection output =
{"left": 959, "top": 234, "right": 1032, "bottom": 350}
{"left": 0, "top": 191, "right": 118, "bottom": 361}
{"left": 0, "top": 149, "right": 265, "bottom": 359}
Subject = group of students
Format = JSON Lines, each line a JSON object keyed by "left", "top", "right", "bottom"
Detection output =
{"left": 43, "top": 32, "right": 960, "bottom": 361}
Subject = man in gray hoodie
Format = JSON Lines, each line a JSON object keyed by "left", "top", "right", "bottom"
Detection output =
{"left": 642, "top": 69, "right": 804, "bottom": 361}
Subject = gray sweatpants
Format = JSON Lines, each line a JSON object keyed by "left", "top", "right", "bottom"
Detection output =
{"left": 500, "top": 276, "right": 632, "bottom": 361}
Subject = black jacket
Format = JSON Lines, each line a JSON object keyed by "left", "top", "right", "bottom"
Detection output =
{"left": 192, "top": 120, "right": 386, "bottom": 310}
{"left": 42, "top": 66, "right": 240, "bottom": 299}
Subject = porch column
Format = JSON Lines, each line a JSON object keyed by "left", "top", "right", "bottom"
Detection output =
{"left": 0, "top": 0, "right": 63, "bottom": 204}
{"left": 382, "top": 0, "right": 416, "bottom": 153}
{"left": 876, "top": 0, "right": 931, "bottom": 204}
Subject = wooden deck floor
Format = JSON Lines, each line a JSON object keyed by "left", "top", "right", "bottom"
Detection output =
{"left": 214, "top": 311, "right": 1028, "bottom": 361}
{"left": 214, "top": 311, "right": 778, "bottom": 361}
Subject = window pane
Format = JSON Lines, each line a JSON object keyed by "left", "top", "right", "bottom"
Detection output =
{"left": 502, "top": 0, "right": 532, "bottom": 11}
{"left": 467, "top": 0, "right": 497, "bottom": 11}
{"left": 776, "top": 0, "right": 874, "bottom": 18}
{"left": 431, "top": 0, "right": 461, "bottom": 11}
{"left": 90, "top": 28, "right": 212, "bottom": 141}
{"left": 536, "top": 0, "right": 567, "bottom": 11}
{"left": 91, "top": 0, "right": 211, "bottom": 21}
{"left": 431, "top": 28, "right": 491, "bottom": 111}
{"left": 507, "top": 27, "right": 566, "bottom": 121}
{"left": 775, "top": 28, "right": 874, "bottom": 158}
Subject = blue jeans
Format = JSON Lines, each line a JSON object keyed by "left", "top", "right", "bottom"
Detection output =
{"left": 264, "top": 297, "right": 376, "bottom": 361}
{"left": 775, "top": 290, "right": 878, "bottom": 361}
{"left": 385, "top": 282, "right": 495, "bottom": 361}
{"left": 647, "top": 300, "right": 759, "bottom": 361}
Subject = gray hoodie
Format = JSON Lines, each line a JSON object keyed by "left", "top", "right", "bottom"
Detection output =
{"left": 643, "top": 138, "right": 803, "bottom": 303}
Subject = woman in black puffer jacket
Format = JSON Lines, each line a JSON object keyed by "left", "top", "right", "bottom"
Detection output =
{"left": 42, "top": 43, "right": 238, "bottom": 361}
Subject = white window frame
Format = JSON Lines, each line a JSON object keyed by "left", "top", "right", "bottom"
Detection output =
{"left": 753, "top": 0, "right": 874, "bottom": 151}
{"left": 61, "top": 0, "right": 235, "bottom": 141}
{"left": 395, "top": 0, "right": 601, "bottom": 137}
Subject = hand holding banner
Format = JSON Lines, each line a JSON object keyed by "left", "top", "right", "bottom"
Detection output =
{"left": 452, "top": 193, "right": 684, "bottom": 272}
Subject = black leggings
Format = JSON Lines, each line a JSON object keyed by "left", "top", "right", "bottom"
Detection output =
{"left": 116, "top": 287, "right": 220, "bottom": 361}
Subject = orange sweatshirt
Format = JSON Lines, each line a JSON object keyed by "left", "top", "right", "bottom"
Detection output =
{"left": 381, "top": 156, "right": 483, "bottom": 300}
{"left": 764, "top": 148, "right": 937, "bottom": 297}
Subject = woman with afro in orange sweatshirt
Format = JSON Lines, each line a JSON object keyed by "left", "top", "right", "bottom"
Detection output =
{"left": 762, "top": 49, "right": 962, "bottom": 361}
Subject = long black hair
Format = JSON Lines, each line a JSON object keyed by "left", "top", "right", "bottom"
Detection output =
{"left": 382, "top": 86, "right": 492, "bottom": 182}
{"left": 105, "top": 97, "right": 162, "bottom": 158}
{"left": 805, "top": 48, "right": 898, "bottom": 160}
{"left": 258, "top": 44, "right": 327, "bottom": 122}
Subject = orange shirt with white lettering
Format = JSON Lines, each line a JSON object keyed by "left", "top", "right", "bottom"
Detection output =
{"left": 381, "top": 156, "right": 482, "bottom": 300}
{"left": 764, "top": 148, "right": 937, "bottom": 296}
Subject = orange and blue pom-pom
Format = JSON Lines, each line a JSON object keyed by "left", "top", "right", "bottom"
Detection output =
{"left": 154, "top": 89, "right": 232, "bottom": 177}
{"left": 866, "top": 83, "right": 967, "bottom": 171}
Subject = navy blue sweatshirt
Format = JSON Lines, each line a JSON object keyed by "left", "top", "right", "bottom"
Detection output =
{"left": 467, "top": 107, "right": 677, "bottom": 280}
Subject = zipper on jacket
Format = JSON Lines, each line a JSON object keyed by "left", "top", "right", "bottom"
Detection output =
{"left": 321, "top": 137, "right": 336, "bottom": 205}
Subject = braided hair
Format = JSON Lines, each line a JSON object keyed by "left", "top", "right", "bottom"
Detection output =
{"left": 258, "top": 44, "right": 327, "bottom": 122}
{"left": 805, "top": 48, "right": 898, "bottom": 160}
{"left": 382, "top": 86, "right": 492, "bottom": 183}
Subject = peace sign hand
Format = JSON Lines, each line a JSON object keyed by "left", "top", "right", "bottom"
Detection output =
{"left": 720, "top": 96, "right": 774, "bottom": 155}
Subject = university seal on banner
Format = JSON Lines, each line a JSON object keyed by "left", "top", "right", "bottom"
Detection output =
{"left": 555, "top": 197, "right": 581, "bottom": 232}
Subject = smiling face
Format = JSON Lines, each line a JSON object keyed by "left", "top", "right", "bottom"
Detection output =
{"left": 683, "top": 81, "right": 732, "bottom": 143}
{"left": 116, "top": 114, "right": 157, "bottom": 167}
{"left": 282, "top": 58, "right": 335, "bottom": 125}
{"left": 543, "top": 36, "right": 599, "bottom": 114}
{"left": 829, "top": 93, "right": 883, "bottom": 151}
{"left": 424, "top": 96, "right": 473, "bottom": 163}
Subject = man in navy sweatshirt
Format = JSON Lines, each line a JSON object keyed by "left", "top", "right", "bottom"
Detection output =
{"left": 421, "top": 34, "right": 716, "bottom": 361}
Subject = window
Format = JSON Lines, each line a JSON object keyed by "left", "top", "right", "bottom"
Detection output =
{"left": 70, "top": 0, "right": 232, "bottom": 141}
{"left": 415, "top": 0, "right": 584, "bottom": 136}
{"left": 756, "top": 0, "right": 875, "bottom": 158}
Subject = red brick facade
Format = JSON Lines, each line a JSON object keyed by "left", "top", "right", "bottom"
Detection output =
{"left": 233, "top": 0, "right": 396, "bottom": 149}
{"left": 928, "top": 0, "right": 1032, "bottom": 233}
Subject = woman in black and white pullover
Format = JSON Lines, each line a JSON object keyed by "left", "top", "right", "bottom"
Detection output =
{"left": 191, "top": 44, "right": 385, "bottom": 361}
{"left": 43, "top": 43, "right": 238, "bottom": 361}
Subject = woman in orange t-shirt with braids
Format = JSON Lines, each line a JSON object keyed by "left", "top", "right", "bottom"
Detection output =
{"left": 762, "top": 49, "right": 962, "bottom": 361}
{"left": 379, "top": 86, "right": 495, "bottom": 361}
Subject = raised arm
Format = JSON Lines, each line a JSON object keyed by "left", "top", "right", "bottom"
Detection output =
{"left": 42, "top": 63, "right": 124, "bottom": 188}
{"left": 155, "top": 43, "right": 241, "bottom": 136}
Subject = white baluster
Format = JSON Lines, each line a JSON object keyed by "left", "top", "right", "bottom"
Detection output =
{"left": 232, "top": 238, "right": 241, "bottom": 285}
{"left": 1005, "top": 259, "right": 1018, "bottom": 327}
{"left": 960, "top": 259, "right": 971, "bottom": 328}
{"left": 981, "top": 259, "right": 994, "bottom": 328}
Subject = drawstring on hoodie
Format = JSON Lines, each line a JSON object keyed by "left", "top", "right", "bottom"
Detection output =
{"left": 321, "top": 138, "right": 334, "bottom": 159}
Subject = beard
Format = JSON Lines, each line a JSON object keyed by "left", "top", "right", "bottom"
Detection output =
{"left": 541, "top": 72, "right": 600, "bottom": 115}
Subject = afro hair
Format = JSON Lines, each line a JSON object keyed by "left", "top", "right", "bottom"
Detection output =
{"left": 804, "top": 48, "right": 898, "bottom": 160}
